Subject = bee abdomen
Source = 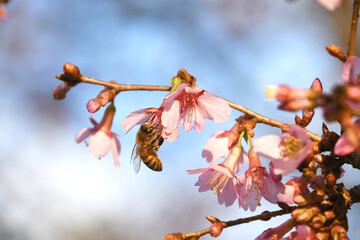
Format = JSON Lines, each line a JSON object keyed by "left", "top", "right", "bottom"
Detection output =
{"left": 140, "top": 150, "right": 162, "bottom": 171}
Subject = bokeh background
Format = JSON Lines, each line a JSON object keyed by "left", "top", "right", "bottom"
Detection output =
{"left": 0, "top": 0, "right": 359, "bottom": 239}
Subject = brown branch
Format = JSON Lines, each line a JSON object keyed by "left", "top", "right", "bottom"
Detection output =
{"left": 347, "top": 0, "right": 360, "bottom": 57}
{"left": 349, "top": 184, "right": 360, "bottom": 204}
{"left": 340, "top": 152, "right": 360, "bottom": 170}
{"left": 181, "top": 207, "right": 297, "bottom": 240}
{"left": 80, "top": 75, "right": 172, "bottom": 92}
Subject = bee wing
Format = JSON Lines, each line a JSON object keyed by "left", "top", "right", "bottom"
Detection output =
{"left": 131, "top": 144, "right": 141, "bottom": 174}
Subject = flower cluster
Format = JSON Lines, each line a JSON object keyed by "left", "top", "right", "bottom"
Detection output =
{"left": 188, "top": 123, "right": 312, "bottom": 211}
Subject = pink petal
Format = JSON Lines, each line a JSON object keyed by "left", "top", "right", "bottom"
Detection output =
{"left": 316, "top": 0, "right": 342, "bottom": 11}
{"left": 202, "top": 131, "right": 230, "bottom": 162}
{"left": 334, "top": 134, "right": 357, "bottom": 156}
{"left": 290, "top": 125, "right": 309, "bottom": 142}
{"left": 162, "top": 127, "right": 179, "bottom": 143}
{"left": 111, "top": 134, "right": 121, "bottom": 168}
{"left": 184, "top": 84, "right": 203, "bottom": 94}
{"left": 88, "top": 131, "right": 112, "bottom": 158}
{"left": 180, "top": 105, "right": 195, "bottom": 132}
{"left": 277, "top": 185, "right": 295, "bottom": 205}
{"left": 162, "top": 99, "right": 180, "bottom": 133}
{"left": 193, "top": 107, "right": 206, "bottom": 132}
{"left": 217, "top": 180, "right": 237, "bottom": 207}
{"left": 253, "top": 135, "right": 282, "bottom": 159}
{"left": 89, "top": 116, "right": 98, "bottom": 126}
{"left": 197, "top": 92, "right": 231, "bottom": 123}
{"left": 121, "top": 108, "right": 153, "bottom": 134}
{"left": 342, "top": 56, "right": 360, "bottom": 85}
{"left": 75, "top": 128, "right": 92, "bottom": 143}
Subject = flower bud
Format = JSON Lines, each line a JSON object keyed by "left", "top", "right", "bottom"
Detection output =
{"left": 63, "top": 62, "right": 81, "bottom": 81}
{"left": 325, "top": 45, "right": 347, "bottom": 62}
{"left": 296, "top": 209, "right": 314, "bottom": 223}
{"left": 315, "top": 232, "right": 330, "bottom": 240}
{"left": 53, "top": 82, "right": 72, "bottom": 100}
{"left": 293, "top": 193, "right": 311, "bottom": 206}
{"left": 326, "top": 173, "right": 337, "bottom": 187}
{"left": 312, "top": 214, "right": 326, "bottom": 229}
{"left": 330, "top": 225, "right": 347, "bottom": 239}
{"left": 87, "top": 98, "right": 102, "bottom": 113}
{"left": 98, "top": 90, "right": 116, "bottom": 106}
{"left": 209, "top": 222, "right": 223, "bottom": 237}
{"left": 162, "top": 233, "right": 184, "bottom": 240}
{"left": 323, "top": 210, "right": 335, "bottom": 220}
{"left": 310, "top": 78, "right": 323, "bottom": 93}
{"left": 309, "top": 175, "right": 325, "bottom": 190}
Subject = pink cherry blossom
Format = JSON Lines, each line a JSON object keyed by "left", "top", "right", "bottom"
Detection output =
{"left": 187, "top": 147, "right": 245, "bottom": 207}
{"left": 255, "top": 218, "right": 294, "bottom": 240}
{"left": 316, "top": 0, "right": 342, "bottom": 11}
{"left": 202, "top": 123, "right": 241, "bottom": 163}
{"left": 75, "top": 104, "right": 121, "bottom": 167}
{"left": 342, "top": 56, "right": 360, "bottom": 85}
{"left": 253, "top": 125, "right": 312, "bottom": 175}
{"left": 235, "top": 151, "right": 285, "bottom": 211}
{"left": 277, "top": 176, "right": 310, "bottom": 205}
{"left": 53, "top": 81, "right": 73, "bottom": 100}
{"left": 286, "top": 224, "right": 315, "bottom": 240}
{"left": 161, "top": 83, "right": 231, "bottom": 137}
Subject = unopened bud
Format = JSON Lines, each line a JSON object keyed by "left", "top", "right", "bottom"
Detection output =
{"left": 314, "top": 154, "right": 324, "bottom": 164}
{"left": 291, "top": 208, "right": 306, "bottom": 218}
{"left": 87, "top": 98, "right": 101, "bottom": 113}
{"left": 323, "top": 210, "right": 335, "bottom": 220}
{"left": 330, "top": 225, "right": 347, "bottom": 239}
{"left": 63, "top": 62, "right": 81, "bottom": 80}
{"left": 209, "top": 222, "right": 223, "bottom": 237}
{"left": 53, "top": 82, "right": 72, "bottom": 100}
{"left": 325, "top": 45, "right": 347, "bottom": 62}
{"left": 293, "top": 193, "right": 311, "bottom": 206}
{"left": 312, "top": 214, "right": 326, "bottom": 229}
{"left": 309, "top": 175, "right": 325, "bottom": 190}
{"left": 326, "top": 173, "right": 337, "bottom": 187}
{"left": 98, "top": 90, "right": 116, "bottom": 106}
{"left": 162, "top": 233, "right": 184, "bottom": 240}
{"left": 315, "top": 232, "right": 330, "bottom": 240}
{"left": 296, "top": 209, "right": 314, "bottom": 223}
{"left": 310, "top": 78, "right": 323, "bottom": 93}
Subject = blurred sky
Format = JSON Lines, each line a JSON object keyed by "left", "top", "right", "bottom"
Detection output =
{"left": 0, "top": 0, "right": 359, "bottom": 239}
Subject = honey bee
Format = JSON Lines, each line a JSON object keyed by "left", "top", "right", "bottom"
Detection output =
{"left": 131, "top": 122, "right": 164, "bottom": 173}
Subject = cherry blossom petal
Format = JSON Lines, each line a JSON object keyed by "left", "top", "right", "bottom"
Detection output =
{"left": 316, "top": 0, "right": 342, "bottom": 11}
{"left": 180, "top": 105, "right": 195, "bottom": 131}
{"left": 253, "top": 135, "right": 282, "bottom": 159}
{"left": 89, "top": 131, "right": 112, "bottom": 158}
{"left": 75, "top": 128, "right": 92, "bottom": 143}
{"left": 193, "top": 107, "right": 206, "bottom": 132}
{"left": 121, "top": 108, "right": 153, "bottom": 134}
{"left": 277, "top": 185, "right": 295, "bottom": 205}
{"left": 111, "top": 134, "right": 121, "bottom": 168}
{"left": 342, "top": 56, "right": 360, "bottom": 85}
{"left": 162, "top": 99, "right": 180, "bottom": 133}
{"left": 334, "top": 133, "right": 357, "bottom": 156}
{"left": 202, "top": 131, "right": 230, "bottom": 162}
{"left": 162, "top": 127, "right": 179, "bottom": 143}
{"left": 197, "top": 92, "right": 231, "bottom": 123}
{"left": 217, "top": 179, "right": 237, "bottom": 207}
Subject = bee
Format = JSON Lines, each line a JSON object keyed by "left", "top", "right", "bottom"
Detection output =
{"left": 132, "top": 122, "right": 164, "bottom": 173}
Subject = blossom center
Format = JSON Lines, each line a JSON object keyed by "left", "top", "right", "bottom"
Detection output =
{"left": 244, "top": 168, "right": 265, "bottom": 206}
{"left": 181, "top": 93, "right": 197, "bottom": 116}
{"left": 280, "top": 134, "right": 302, "bottom": 160}
{"left": 206, "top": 171, "right": 229, "bottom": 194}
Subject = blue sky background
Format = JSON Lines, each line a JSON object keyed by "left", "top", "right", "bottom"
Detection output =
{"left": 0, "top": 0, "right": 359, "bottom": 239}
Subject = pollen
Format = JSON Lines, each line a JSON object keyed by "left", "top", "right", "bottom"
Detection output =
{"left": 280, "top": 134, "right": 302, "bottom": 160}
{"left": 207, "top": 171, "right": 229, "bottom": 195}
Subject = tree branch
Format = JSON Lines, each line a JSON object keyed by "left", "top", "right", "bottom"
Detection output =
{"left": 347, "top": 0, "right": 360, "bottom": 57}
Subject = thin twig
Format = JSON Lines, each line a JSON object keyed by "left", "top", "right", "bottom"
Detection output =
{"left": 347, "top": 0, "right": 360, "bottom": 57}
{"left": 182, "top": 207, "right": 297, "bottom": 239}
